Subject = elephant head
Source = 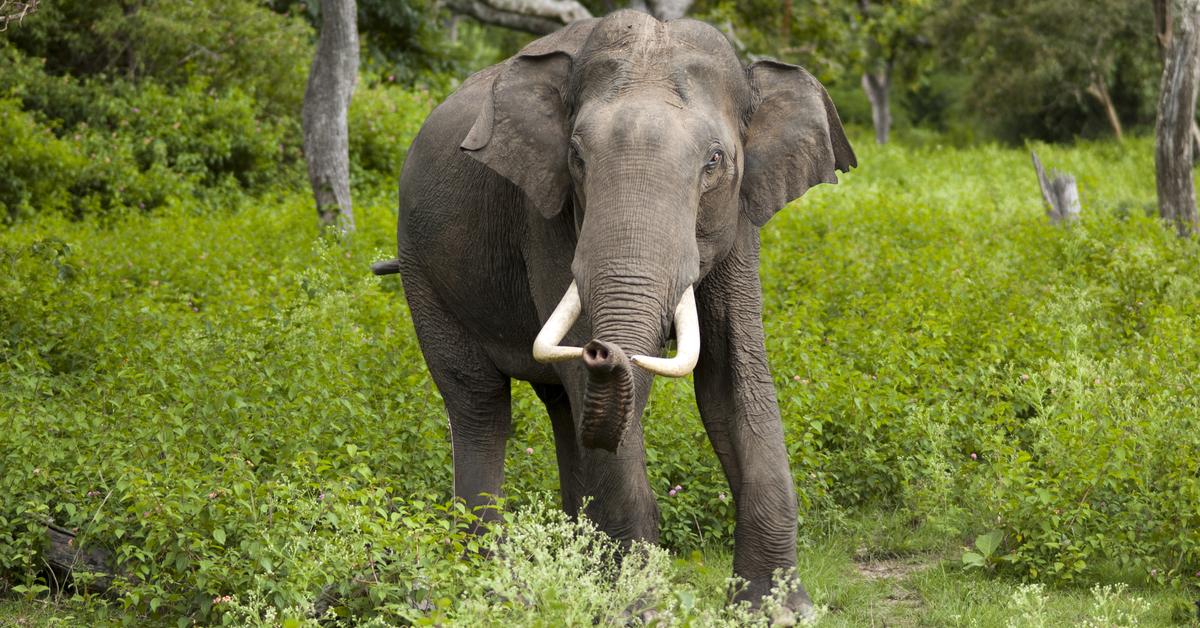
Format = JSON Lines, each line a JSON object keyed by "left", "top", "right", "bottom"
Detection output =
{"left": 462, "top": 11, "right": 855, "bottom": 452}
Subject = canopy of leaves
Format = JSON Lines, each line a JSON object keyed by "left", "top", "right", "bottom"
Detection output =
{"left": 933, "top": 0, "right": 1158, "bottom": 141}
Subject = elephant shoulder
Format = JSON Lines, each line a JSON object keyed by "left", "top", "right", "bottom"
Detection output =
{"left": 423, "top": 65, "right": 503, "bottom": 148}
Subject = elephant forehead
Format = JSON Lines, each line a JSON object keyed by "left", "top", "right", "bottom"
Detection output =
{"left": 582, "top": 10, "right": 737, "bottom": 59}
{"left": 584, "top": 101, "right": 692, "bottom": 145}
{"left": 572, "top": 13, "right": 749, "bottom": 118}
{"left": 584, "top": 10, "right": 670, "bottom": 58}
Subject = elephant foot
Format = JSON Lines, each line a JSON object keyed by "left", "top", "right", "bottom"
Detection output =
{"left": 733, "top": 574, "right": 815, "bottom": 625}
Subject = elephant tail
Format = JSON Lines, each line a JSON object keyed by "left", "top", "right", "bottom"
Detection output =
{"left": 370, "top": 259, "right": 401, "bottom": 276}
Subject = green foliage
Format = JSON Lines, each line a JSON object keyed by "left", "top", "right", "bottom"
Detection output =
{"left": 0, "top": 47, "right": 300, "bottom": 219}
{"left": 690, "top": 1, "right": 935, "bottom": 84}
{"left": 0, "top": 99, "right": 85, "bottom": 221}
{"left": 348, "top": 82, "right": 441, "bottom": 185}
{"left": 3, "top": 133, "right": 1200, "bottom": 621}
{"left": 932, "top": 0, "right": 1159, "bottom": 141}
{"left": 3, "top": 0, "right": 313, "bottom": 116}
{"left": 694, "top": 0, "right": 1159, "bottom": 143}
{"left": 962, "top": 530, "right": 1004, "bottom": 571}
{"left": 0, "top": 2, "right": 314, "bottom": 220}
{"left": 0, "top": 39, "right": 438, "bottom": 220}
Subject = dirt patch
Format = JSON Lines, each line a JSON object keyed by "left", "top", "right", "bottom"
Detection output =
{"left": 853, "top": 556, "right": 931, "bottom": 581}
{"left": 851, "top": 552, "right": 937, "bottom": 625}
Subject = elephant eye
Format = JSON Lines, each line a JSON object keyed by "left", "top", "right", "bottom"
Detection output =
{"left": 704, "top": 150, "right": 724, "bottom": 172}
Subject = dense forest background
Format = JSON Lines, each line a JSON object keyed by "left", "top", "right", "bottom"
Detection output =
{"left": 0, "top": 0, "right": 1173, "bottom": 224}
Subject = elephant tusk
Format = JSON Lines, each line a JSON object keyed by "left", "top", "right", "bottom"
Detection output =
{"left": 532, "top": 281, "right": 585, "bottom": 363}
{"left": 630, "top": 286, "right": 699, "bottom": 378}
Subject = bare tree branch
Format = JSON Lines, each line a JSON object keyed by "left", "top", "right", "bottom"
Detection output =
{"left": 442, "top": 0, "right": 694, "bottom": 34}
{"left": 442, "top": 0, "right": 592, "bottom": 35}
{"left": 643, "top": 0, "right": 692, "bottom": 20}
{"left": 0, "top": 0, "right": 39, "bottom": 31}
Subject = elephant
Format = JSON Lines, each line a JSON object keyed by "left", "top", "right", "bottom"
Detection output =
{"left": 375, "top": 9, "right": 855, "bottom": 614}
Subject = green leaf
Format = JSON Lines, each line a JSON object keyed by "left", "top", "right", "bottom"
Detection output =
{"left": 975, "top": 530, "right": 1003, "bottom": 557}
{"left": 212, "top": 526, "right": 225, "bottom": 545}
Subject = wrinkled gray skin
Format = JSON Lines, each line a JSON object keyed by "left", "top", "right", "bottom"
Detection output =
{"left": 393, "top": 10, "right": 855, "bottom": 612}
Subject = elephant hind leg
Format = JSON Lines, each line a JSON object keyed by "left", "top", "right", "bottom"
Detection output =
{"left": 401, "top": 266, "right": 511, "bottom": 528}
{"left": 532, "top": 383, "right": 582, "bottom": 517}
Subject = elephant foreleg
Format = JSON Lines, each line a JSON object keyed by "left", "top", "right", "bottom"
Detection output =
{"left": 532, "top": 383, "right": 584, "bottom": 516}
{"left": 693, "top": 226, "right": 811, "bottom": 614}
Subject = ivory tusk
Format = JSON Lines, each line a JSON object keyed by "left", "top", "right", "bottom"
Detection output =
{"left": 532, "top": 281, "right": 585, "bottom": 363}
{"left": 630, "top": 286, "right": 699, "bottom": 378}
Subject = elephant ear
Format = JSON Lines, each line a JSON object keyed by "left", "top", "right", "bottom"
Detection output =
{"left": 740, "top": 60, "right": 857, "bottom": 227}
{"left": 461, "top": 20, "right": 597, "bottom": 219}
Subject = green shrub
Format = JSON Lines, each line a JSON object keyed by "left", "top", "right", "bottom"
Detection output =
{"left": 0, "top": 44, "right": 303, "bottom": 217}
{"left": 348, "top": 81, "right": 441, "bottom": 184}
{"left": 1, "top": 39, "right": 457, "bottom": 220}
{"left": 0, "top": 99, "right": 83, "bottom": 221}
{"left": 2, "top": 0, "right": 313, "bottom": 117}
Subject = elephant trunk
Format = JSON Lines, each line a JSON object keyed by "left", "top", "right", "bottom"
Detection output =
{"left": 579, "top": 340, "right": 635, "bottom": 451}
{"left": 576, "top": 274, "right": 697, "bottom": 451}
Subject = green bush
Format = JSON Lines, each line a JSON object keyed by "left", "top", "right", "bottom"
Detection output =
{"left": 0, "top": 0, "right": 311, "bottom": 220}
{"left": 0, "top": 72, "right": 297, "bottom": 218}
{"left": 2, "top": 0, "right": 313, "bottom": 117}
{"left": 348, "top": 81, "right": 441, "bottom": 184}
{"left": 0, "top": 99, "right": 84, "bottom": 221}
{"left": 0, "top": 39, "right": 455, "bottom": 220}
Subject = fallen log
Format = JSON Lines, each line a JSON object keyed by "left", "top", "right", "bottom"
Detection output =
{"left": 44, "top": 523, "right": 116, "bottom": 593}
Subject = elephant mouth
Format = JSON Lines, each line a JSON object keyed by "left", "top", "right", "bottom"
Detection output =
{"left": 532, "top": 281, "right": 699, "bottom": 451}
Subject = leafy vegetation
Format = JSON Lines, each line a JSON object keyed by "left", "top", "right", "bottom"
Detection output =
{"left": 2, "top": 135, "right": 1198, "bottom": 624}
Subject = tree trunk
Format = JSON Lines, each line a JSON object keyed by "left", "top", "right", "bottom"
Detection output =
{"left": 443, "top": 0, "right": 591, "bottom": 35}
{"left": 862, "top": 69, "right": 892, "bottom": 145}
{"left": 1086, "top": 78, "right": 1123, "bottom": 141}
{"left": 1156, "top": 0, "right": 1174, "bottom": 54}
{"left": 302, "top": 0, "right": 359, "bottom": 234}
{"left": 1156, "top": 0, "right": 1200, "bottom": 237}
{"left": 781, "top": 0, "right": 792, "bottom": 42}
{"left": 1152, "top": 0, "right": 1200, "bottom": 158}
{"left": 1156, "top": 0, "right": 1200, "bottom": 159}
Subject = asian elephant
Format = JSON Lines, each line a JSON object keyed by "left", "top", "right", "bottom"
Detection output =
{"left": 376, "top": 9, "right": 855, "bottom": 614}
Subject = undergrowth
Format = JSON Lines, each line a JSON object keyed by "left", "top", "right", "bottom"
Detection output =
{"left": 2, "top": 137, "right": 1199, "bottom": 624}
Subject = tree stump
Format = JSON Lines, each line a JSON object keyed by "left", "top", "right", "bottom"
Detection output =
{"left": 1031, "top": 151, "right": 1080, "bottom": 224}
{"left": 44, "top": 524, "right": 116, "bottom": 593}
